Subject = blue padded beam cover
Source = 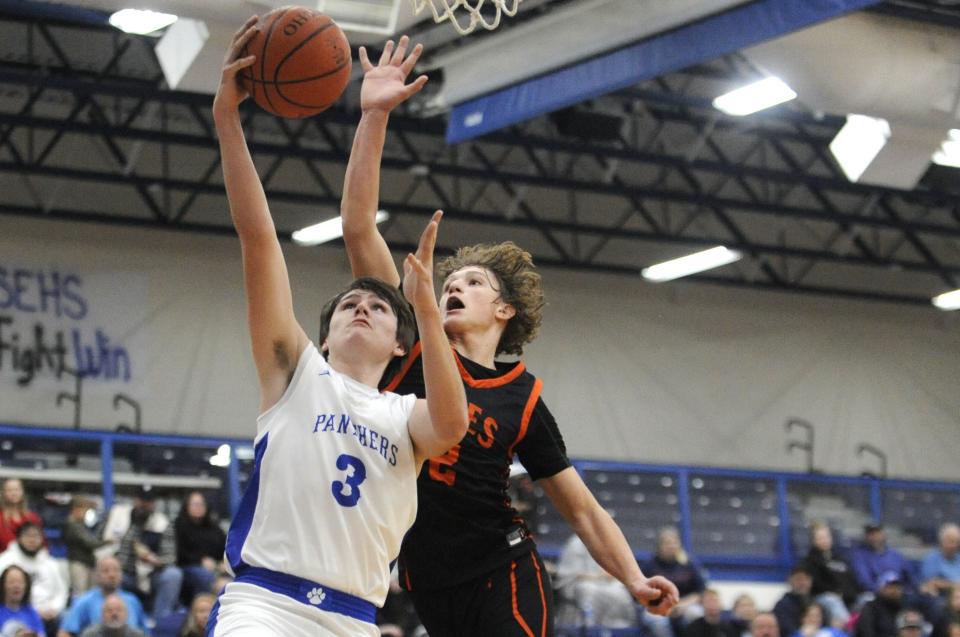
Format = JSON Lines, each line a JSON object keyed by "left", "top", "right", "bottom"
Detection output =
{"left": 446, "top": 0, "right": 882, "bottom": 144}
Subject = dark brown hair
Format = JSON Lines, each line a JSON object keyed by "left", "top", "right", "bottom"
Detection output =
{"left": 318, "top": 277, "right": 416, "bottom": 379}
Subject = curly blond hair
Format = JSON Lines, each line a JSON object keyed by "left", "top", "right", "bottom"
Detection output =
{"left": 437, "top": 242, "right": 544, "bottom": 356}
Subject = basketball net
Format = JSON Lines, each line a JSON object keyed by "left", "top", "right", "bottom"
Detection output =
{"left": 412, "top": 0, "right": 522, "bottom": 35}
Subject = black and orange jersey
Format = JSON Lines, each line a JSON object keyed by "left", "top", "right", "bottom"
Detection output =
{"left": 383, "top": 342, "right": 570, "bottom": 591}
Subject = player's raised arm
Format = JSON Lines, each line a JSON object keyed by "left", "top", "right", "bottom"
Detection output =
{"left": 404, "top": 212, "right": 468, "bottom": 466}
{"left": 540, "top": 468, "right": 681, "bottom": 615}
{"left": 341, "top": 36, "right": 428, "bottom": 286}
{"left": 212, "top": 16, "right": 308, "bottom": 413}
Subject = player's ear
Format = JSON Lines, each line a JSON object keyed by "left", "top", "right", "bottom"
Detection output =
{"left": 393, "top": 341, "right": 407, "bottom": 358}
{"left": 496, "top": 303, "right": 516, "bottom": 320}
{"left": 321, "top": 340, "right": 329, "bottom": 355}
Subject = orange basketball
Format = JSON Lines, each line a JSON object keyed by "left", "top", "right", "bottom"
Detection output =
{"left": 239, "top": 6, "right": 352, "bottom": 119}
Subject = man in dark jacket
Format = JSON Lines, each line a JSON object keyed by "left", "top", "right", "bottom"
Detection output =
{"left": 774, "top": 565, "right": 813, "bottom": 637}
{"left": 855, "top": 571, "right": 906, "bottom": 637}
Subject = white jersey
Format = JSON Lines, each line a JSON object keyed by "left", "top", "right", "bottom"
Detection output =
{"left": 224, "top": 343, "right": 418, "bottom": 606}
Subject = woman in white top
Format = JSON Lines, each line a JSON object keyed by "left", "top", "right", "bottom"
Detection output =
{"left": 207, "top": 16, "right": 467, "bottom": 637}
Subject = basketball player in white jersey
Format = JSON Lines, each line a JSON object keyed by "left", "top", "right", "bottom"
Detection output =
{"left": 207, "top": 17, "right": 467, "bottom": 637}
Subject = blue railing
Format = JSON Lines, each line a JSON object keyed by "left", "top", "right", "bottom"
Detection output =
{"left": 0, "top": 423, "right": 957, "bottom": 581}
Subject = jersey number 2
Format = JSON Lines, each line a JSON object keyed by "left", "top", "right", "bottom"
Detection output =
{"left": 332, "top": 454, "right": 366, "bottom": 507}
{"left": 428, "top": 444, "right": 461, "bottom": 487}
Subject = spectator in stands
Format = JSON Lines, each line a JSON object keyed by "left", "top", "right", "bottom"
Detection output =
{"left": 893, "top": 610, "right": 925, "bottom": 637}
{"left": 111, "top": 487, "right": 182, "bottom": 621}
{"left": 802, "top": 522, "right": 857, "bottom": 627}
{"left": 555, "top": 534, "right": 637, "bottom": 628}
{"left": 774, "top": 565, "right": 814, "bottom": 637}
{"left": 177, "top": 593, "right": 213, "bottom": 637}
{"left": 0, "top": 566, "right": 45, "bottom": 636}
{"left": 730, "top": 593, "right": 759, "bottom": 637}
{"left": 62, "top": 498, "right": 109, "bottom": 597}
{"left": 792, "top": 601, "right": 846, "bottom": 637}
{"left": 851, "top": 524, "right": 918, "bottom": 598}
{"left": 932, "top": 586, "right": 960, "bottom": 637}
{"left": 57, "top": 556, "right": 147, "bottom": 637}
{"left": 922, "top": 524, "right": 960, "bottom": 600}
{"left": 0, "top": 523, "right": 68, "bottom": 634}
{"left": 77, "top": 595, "right": 144, "bottom": 637}
{"left": 752, "top": 612, "right": 781, "bottom": 637}
{"left": 642, "top": 527, "right": 708, "bottom": 637}
{"left": 855, "top": 571, "right": 906, "bottom": 637}
{"left": 172, "top": 492, "right": 224, "bottom": 602}
{"left": 0, "top": 481, "right": 43, "bottom": 554}
{"left": 683, "top": 589, "right": 739, "bottom": 637}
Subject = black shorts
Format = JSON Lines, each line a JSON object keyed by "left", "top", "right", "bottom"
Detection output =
{"left": 409, "top": 550, "right": 555, "bottom": 637}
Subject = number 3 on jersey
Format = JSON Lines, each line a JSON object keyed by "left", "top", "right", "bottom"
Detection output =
{"left": 332, "top": 454, "right": 366, "bottom": 507}
{"left": 428, "top": 444, "right": 461, "bottom": 486}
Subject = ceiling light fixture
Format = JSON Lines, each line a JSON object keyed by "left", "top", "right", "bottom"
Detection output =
{"left": 932, "top": 288, "right": 960, "bottom": 311}
{"left": 642, "top": 246, "right": 743, "bottom": 282}
{"left": 712, "top": 77, "right": 797, "bottom": 116}
{"left": 829, "top": 114, "right": 891, "bottom": 182}
{"left": 109, "top": 9, "right": 178, "bottom": 35}
{"left": 932, "top": 129, "right": 960, "bottom": 169}
{"left": 292, "top": 210, "right": 390, "bottom": 246}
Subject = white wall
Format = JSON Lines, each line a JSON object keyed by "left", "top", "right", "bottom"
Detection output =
{"left": 2, "top": 216, "right": 958, "bottom": 480}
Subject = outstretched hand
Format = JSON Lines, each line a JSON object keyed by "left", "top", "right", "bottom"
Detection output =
{"left": 631, "top": 575, "right": 680, "bottom": 617}
{"left": 213, "top": 15, "right": 258, "bottom": 116}
{"left": 359, "top": 35, "right": 429, "bottom": 114}
{"left": 403, "top": 211, "right": 443, "bottom": 311}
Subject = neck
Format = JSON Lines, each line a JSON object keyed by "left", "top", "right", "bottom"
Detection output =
{"left": 448, "top": 328, "right": 501, "bottom": 369}
{"left": 327, "top": 354, "right": 387, "bottom": 388}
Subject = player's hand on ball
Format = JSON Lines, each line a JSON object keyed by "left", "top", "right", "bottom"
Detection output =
{"left": 403, "top": 211, "right": 443, "bottom": 311}
{"left": 213, "top": 15, "right": 258, "bottom": 115}
{"left": 358, "top": 35, "right": 428, "bottom": 114}
{"left": 632, "top": 575, "right": 680, "bottom": 616}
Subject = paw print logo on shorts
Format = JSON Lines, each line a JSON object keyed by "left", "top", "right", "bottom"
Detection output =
{"left": 307, "top": 587, "right": 326, "bottom": 605}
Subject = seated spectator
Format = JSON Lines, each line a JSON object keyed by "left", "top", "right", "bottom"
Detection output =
{"left": 642, "top": 527, "right": 707, "bottom": 637}
{"left": 683, "top": 589, "right": 738, "bottom": 637}
{"left": 0, "top": 566, "right": 45, "bottom": 637}
{"left": 774, "top": 566, "right": 814, "bottom": 637}
{"left": 555, "top": 534, "right": 637, "bottom": 628}
{"left": 801, "top": 522, "right": 857, "bottom": 626}
{"left": 62, "top": 498, "right": 109, "bottom": 597}
{"left": 855, "top": 571, "right": 906, "bottom": 637}
{"left": 729, "top": 593, "right": 759, "bottom": 637}
{"left": 922, "top": 524, "right": 960, "bottom": 600}
{"left": 932, "top": 586, "right": 960, "bottom": 637}
{"left": 0, "top": 524, "right": 68, "bottom": 635}
{"left": 109, "top": 487, "right": 182, "bottom": 621}
{"left": 173, "top": 492, "right": 224, "bottom": 602}
{"left": 0, "top": 481, "right": 43, "bottom": 554}
{"left": 893, "top": 610, "right": 925, "bottom": 637}
{"left": 851, "top": 524, "right": 918, "bottom": 598}
{"left": 57, "top": 556, "right": 147, "bottom": 637}
{"left": 77, "top": 596, "right": 144, "bottom": 637}
{"left": 752, "top": 613, "right": 781, "bottom": 637}
{"left": 792, "top": 602, "right": 847, "bottom": 637}
{"left": 178, "top": 593, "right": 214, "bottom": 637}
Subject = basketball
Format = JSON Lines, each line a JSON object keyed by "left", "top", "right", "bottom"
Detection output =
{"left": 239, "top": 6, "right": 352, "bottom": 119}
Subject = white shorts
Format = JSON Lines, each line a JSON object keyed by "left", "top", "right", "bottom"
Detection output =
{"left": 209, "top": 582, "right": 380, "bottom": 637}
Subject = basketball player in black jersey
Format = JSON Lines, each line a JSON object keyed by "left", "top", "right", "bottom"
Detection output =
{"left": 340, "top": 37, "right": 680, "bottom": 637}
